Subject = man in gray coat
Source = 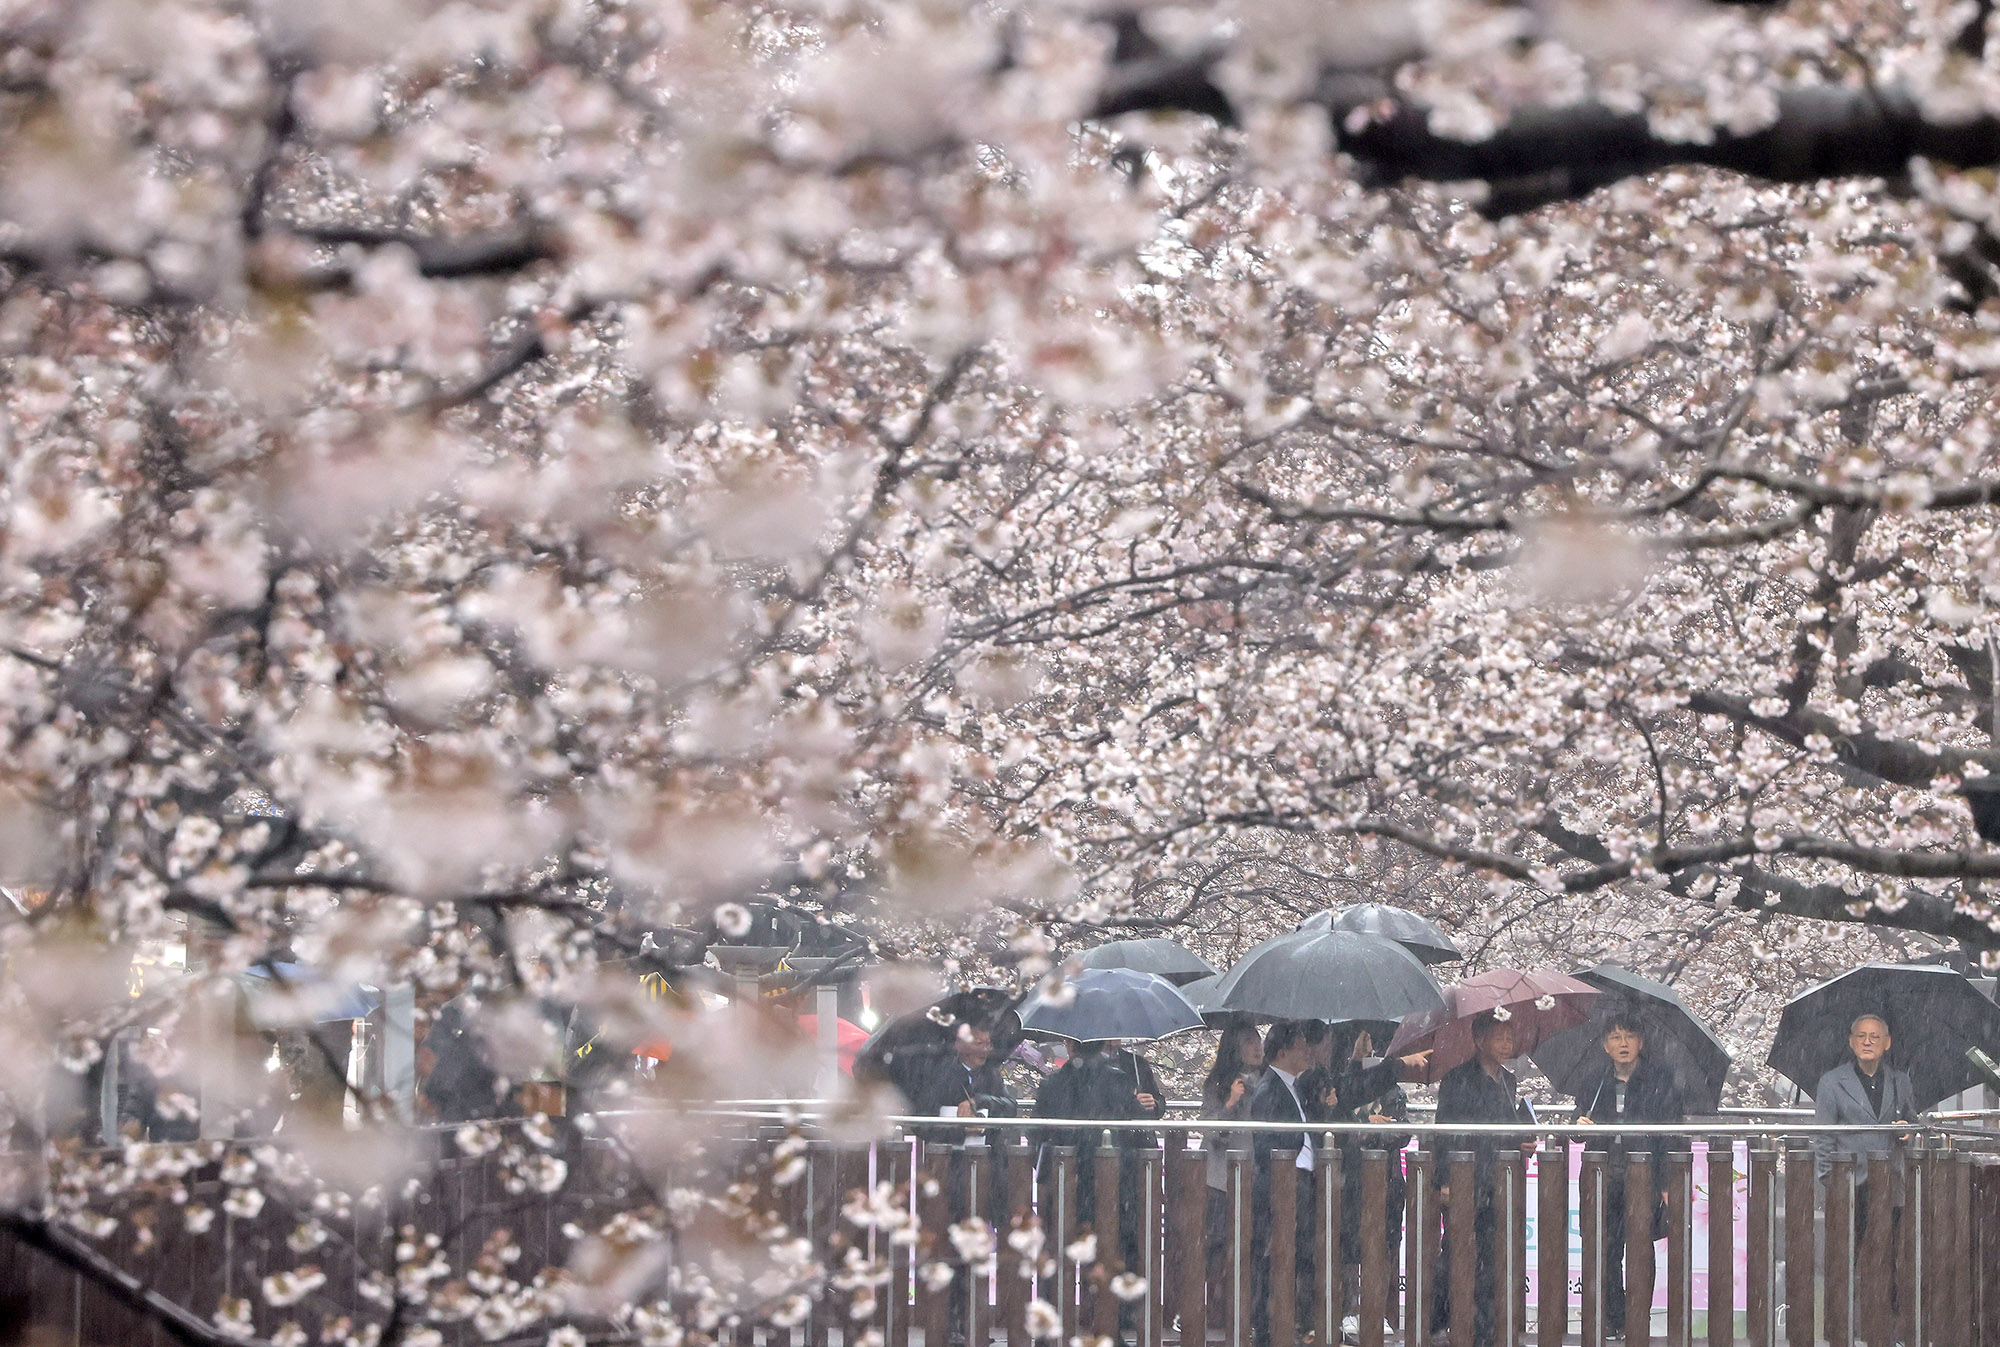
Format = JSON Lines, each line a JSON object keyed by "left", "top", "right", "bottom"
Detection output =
{"left": 1812, "top": 1011, "right": 1916, "bottom": 1310}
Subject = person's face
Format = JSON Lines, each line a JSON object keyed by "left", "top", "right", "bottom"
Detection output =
{"left": 1239, "top": 1031, "right": 1264, "bottom": 1067}
{"left": 1850, "top": 1018, "right": 1890, "bottom": 1068}
{"left": 1477, "top": 1021, "right": 1516, "bottom": 1065}
{"left": 1603, "top": 1026, "right": 1643, "bottom": 1068}
{"left": 958, "top": 1027, "right": 993, "bottom": 1068}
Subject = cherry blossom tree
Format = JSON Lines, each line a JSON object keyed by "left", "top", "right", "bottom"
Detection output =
{"left": 8, "top": 0, "right": 2000, "bottom": 1341}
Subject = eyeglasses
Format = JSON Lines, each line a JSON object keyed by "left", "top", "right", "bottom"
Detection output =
{"left": 1851, "top": 1032, "right": 1888, "bottom": 1043}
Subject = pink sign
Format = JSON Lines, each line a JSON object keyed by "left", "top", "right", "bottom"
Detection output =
{"left": 1516, "top": 1141, "right": 1749, "bottom": 1328}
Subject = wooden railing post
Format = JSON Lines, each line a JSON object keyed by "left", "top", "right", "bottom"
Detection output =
{"left": 1053, "top": 1146, "right": 1079, "bottom": 1345}
{"left": 1226, "top": 1147, "right": 1251, "bottom": 1347}
{"left": 1746, "top": 1144, "right": 1776, "bottom": 1347}
{"left": 1137, "top": 1144, "right": 1163, "bottom": 1347}
{"left": 1359, "top": 1148, "right": 1390, "bottom": 1347}
{"left": 1857, "top": 1152, "right": 1895, "bottom": 1347}
{"left": 966, "top": 1145, "right": 993, "bottom": 1347}
{"left": 1580, "top": 1147, "right": 1604, "bottom": 1347}
{"left": 1665, "top": 1147, "right": 1691, "bottom": 1347}
{"left": 808, "top": 1140, "right": 841, "bottom": 1347}
{"left": 1165, "top": 1136, "right": 1206, "bottom": 1347}
{"left": 1498, "top": 1146, "right": 1526, "bottom": 1347}
{"left": 1971, "top": 1156, "right": 2000, "bottom": 1347}
{"left": 1446, "top": 1151, "right": 1477, "bottom": 1347}
{"left": 1784, "top": 1139, "right": 1815, "bottom": 1347}
{"left": 1626, "top": 1154, "right": 1655, "bottom": 1347}
{"left": 1707, "top": 1138, "right": 1735, "bottom": 1347}
{"left": 917, "top": 1143, "right": 952, "bottom": 1347}
{"left": 886, "top": 1139, "right": 915, "bottom": 1347}
{"left": 1895, "top": 1137, "right": 1919, "bottom": 1347}
{"left": 1539, "top": 1136, "right": 1571, "bottom": 1347}
{"left": 1947, "top": 1147, "right": 1973, "bottom": 1347}
{"left": 1826, "top": 1153, "right": 1854, "bottom": 1347}
{"left": 1317, "top": 1137, "right": 1341, "bottom": 1347}
{"left": 1269, "top": 1150, "right": 1299, "bottom": 1347}
{"left": 998, "top": 1136, "right": 1032, "bottom": 1347}
{"left": 1914, "top": 1137, "right": 1938, "bottom": 1347}
{"left": 1091, "top": 1143, "right": 1121, "bottom": 1342}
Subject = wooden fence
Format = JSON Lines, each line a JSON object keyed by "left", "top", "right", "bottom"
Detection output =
{"left": 6, "top": 1120, "right": 2000, "bottom": 1347}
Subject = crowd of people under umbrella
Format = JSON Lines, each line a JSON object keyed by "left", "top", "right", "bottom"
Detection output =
{"left": 855, "top": 906, "right": 2000, "bottom": 1347}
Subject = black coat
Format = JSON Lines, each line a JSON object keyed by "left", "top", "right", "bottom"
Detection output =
{"left": 1034, "top": 1053, "right": 1148, "bottom": 1223}
{"left": 1249, "top": 1068, "right": 1313, "bottom": 1161}
{"left": 907, "top": 1049, "right": 1015, "bottom": 1123}
{"left": 1433, "top": 1058, "right": 1530, "bottom": 1197}
{"left": 1572, "top": 1056, "right": 1684, "bottom": 1176}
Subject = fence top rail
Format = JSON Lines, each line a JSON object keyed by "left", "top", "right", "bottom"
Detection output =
{"left": 693, "top": 1098, "right": 1999, "bottom": 1119}
{"left": 638, "top": 1108, "right": 2000, "bottom": 1140}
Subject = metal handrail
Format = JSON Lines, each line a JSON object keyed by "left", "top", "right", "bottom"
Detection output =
{"left": 639, "top": 1107, "right": 2000, "bottom": 1139}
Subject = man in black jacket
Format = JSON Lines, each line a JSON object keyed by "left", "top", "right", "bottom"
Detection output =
{"left": 1034, "top": 1040, "right": 1162, "bottom": 1339}
{"left": 907, "top": 1024, "right": 1015, "bottom": 1121}
{"left": 1573, "top": 1013, "right": 1685, "bottom": 1336}
{"left": 909, "top": 1024, "right": 1018, "bottom": 1340}
{"left": 1432, "top": 1013, "right": 1535, "bottom": 1347}
{"left": 1249, "top": 1019, "right": 1329, "bottom": 1346}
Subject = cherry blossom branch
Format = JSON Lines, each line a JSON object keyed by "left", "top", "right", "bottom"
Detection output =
{"left": 1682, "top": 688, "right": 1995, "bottom": 790}
{"left": 278, "top": 223, "right": 556, "bottom": 281}
{"left": 1095, "top": 65, "right": 2000, "bottom": 219}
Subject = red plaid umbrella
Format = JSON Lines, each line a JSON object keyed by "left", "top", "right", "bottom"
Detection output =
{"left": 1387, "top": 967, "right": 1599, "bottom": 1084}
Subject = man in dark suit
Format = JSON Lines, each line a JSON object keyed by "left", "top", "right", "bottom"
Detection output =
{"left": 1573, "top": 1013, "right": 1685, "bottom": 1336}
{"left": 908, "top": 1024, "right": 1014, "bottom": 1121}
{"left": 1250, "top": 1019, "right": 1329, "bottom": 1346}
{"left": 1813, "top": 1013, "right": 1917, "bottom": 1313}
{"left": 1034, "top": 1040, "right": 1163, "bottom": 1339}
{"left": 909, "top": 1024, "right": 1018, "bottom": 1341}
{"left": 1432, "top": 1012, "right": 1535, "bottom": 1347}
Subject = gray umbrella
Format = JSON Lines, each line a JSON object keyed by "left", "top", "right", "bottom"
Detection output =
{"left": 1209, "top": 929, "right": 1446, "bottom": 1024}
{"left": 1175, "top": 972, "right": 1249, "bottom": 1027}
{"left": 1076, "top": 937, "right": 1218, "bottom": 986}
{"left": 1297, "top": 904, "right": 1464, "bottom": 965}
{"left": 1018, "top": 967, "right": 1206, "bottom": 1043}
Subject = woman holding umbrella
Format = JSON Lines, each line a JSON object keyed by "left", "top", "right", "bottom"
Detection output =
{"left": 1200, "top": 1022, "right": 1264, "bottom": 1306}
{"left": 1302, "top": 1023, "right": 1428, "bottom": 1343}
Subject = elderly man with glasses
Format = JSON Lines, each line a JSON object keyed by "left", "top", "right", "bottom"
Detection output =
{"left": 1813, "top": 1013, "right": 1917, "bottom": 1318}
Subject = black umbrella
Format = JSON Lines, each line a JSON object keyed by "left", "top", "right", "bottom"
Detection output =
{"left": 853, "top": 987, "right": 1024, "bottom": 1100}
{"left": 1075, "top": 937, "right": 1218, "bottom": 986}
{"left": 1018, "top": 967, "right": 1205, "bottom": 1043}
{"left": 1767, "top": 962, "right": 2000, "bottom": 1110}
{"left": 1209, "top": 929, "right": 1446, "bottom": 1024}
{"left": 1529, "top": 963, "right": 1732, "bottom": 1113}
{"left": 1297, "top": 904, "right": 1464, "bottom": 964}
